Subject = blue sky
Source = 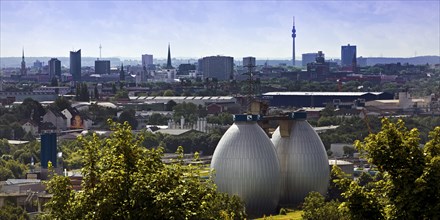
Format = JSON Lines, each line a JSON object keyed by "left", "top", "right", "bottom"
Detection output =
{"left": 1, "top": 1, "right": 439, "bottom": 59}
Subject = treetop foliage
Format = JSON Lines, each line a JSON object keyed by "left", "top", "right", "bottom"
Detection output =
{"left": 42, "top": 120, "right": 246, "bottom": 219}
{"left": 303, "top": 119, "right": 440, "bottom": 219}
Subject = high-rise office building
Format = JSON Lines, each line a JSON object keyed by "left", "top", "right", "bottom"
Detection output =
{"left": 341, "top": 44, "right": 357, "bottom": 67}
{"left": 33, "top": 60, "right": 43, "bottom": 69}
{"left": 142, "top": 54, "right": 153, "bottom": 67}
{"left": 292, "top": 16, "right": 296, "bottom": 66}
{"left": 243, "top": 57, "right": 256, "bottom": 68}
{"left": 94, "top": 60, "right": 110, "bottom": 74}
{"left": 199, "top": 56, "right": 234, "bottom": 80}
{"left": 70, "top": 49, "right": 81, "bottom": 81}
{"left": 302, "top": 53, "right": 319, "bottom": 67}
{"left": 48, "top": 58, "right": 61, "bottom": 79}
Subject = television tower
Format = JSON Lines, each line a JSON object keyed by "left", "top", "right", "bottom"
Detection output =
{"left": 99, "top": 44, "right": 102, "bottom": 59}
{"left": 292, "top": 16, "right": 296, "bottom": 66}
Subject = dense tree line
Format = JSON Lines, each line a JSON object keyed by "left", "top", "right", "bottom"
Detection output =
{"left": 317, "top": 115, "right": 440, "bottom": 151}
{"left": 75, "top": 83, "right": 90, "bottom": 102}
{"left": 302, "top": 119, "right": 440, "bottom": 219}
{"left": 40, "top": 121, "right": 246, "bottom": 219}
{"left": 0, "top": 139, "right": 40, "bottom": 181}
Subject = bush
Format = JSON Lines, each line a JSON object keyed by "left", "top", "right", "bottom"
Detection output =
{"left": 279, "top": 207, "right": 287, "bottom": 215}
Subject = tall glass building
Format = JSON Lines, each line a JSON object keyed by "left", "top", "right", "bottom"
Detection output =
{"left": 70, "top": 49, "right": 81, "bottom": 81}
{"left": 341, "top": 44, "right": 356, "bottom": 67}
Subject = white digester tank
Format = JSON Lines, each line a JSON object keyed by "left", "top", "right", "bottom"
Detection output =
{"left": 271, "top": 112, "right": 329, "bottom": 206}
{"left": 211, "top": 114, "right": 280, "bottom": 218}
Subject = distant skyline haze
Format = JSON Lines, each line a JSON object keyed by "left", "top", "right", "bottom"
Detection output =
{"left": 1, "top": 1, "right": 439, "bottom": 59}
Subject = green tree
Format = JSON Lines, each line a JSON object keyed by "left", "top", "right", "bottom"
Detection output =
{"left": 42, "top": 121, "right": 246, "bottom": 219}
{"left": 76, "top": 83, "right": 90, "bottom": 102}
{"left": 0, "top": 158, "right": 27, "bottom": 180}
{"left": 354, "top": 119, "right": 440, "bottom": 219}
{"left": 165, "top": 100, "right": 177, "bottom": 111}
{"left": 330, "top": 119, "right": 440, "bottom": 219}
{"left": 320, "top": 103, "right": 335, "bottom": 117}
{"left": 0, "top": 139, "right": 11, "bottom": 155}
{"left": 173, "top": 102, "right": 198, "bottom": 124}
{"left": 114, "top": 89, "right": 129, "bottom": 100}
{"left": 118, "top": 109, "right": 138, "bottom": 129}
{"left": 302, "top": 191, "right": 346, "bottom": 220}
{"left": 163, "top": 89, "right": 175, "bottom": 96}
{"left": 112, "top": 83, "right": 117, "bottom": 94}
{"left": 17, "top": 98, "right": 45, "bottom": 125}
{"left": 52, "top": 97, "right": 71, "bottom": 111}
{"left": 94, "top": 85, "right": 99, "bottom": 100}
{"left": 50, "top": 76, "right": 58, "bottom": 87}
{"left": 342, "top": 145, "right": 356, "bottom": 157}
{"left": 0, "top": 203, "right": 29, "bottom": 220}
{"left": 148, "top": 113, "right": 169, "bottom": 125}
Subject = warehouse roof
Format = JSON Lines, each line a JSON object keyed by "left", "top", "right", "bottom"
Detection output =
{"left": 262, "top": 92, "right": 384, "bottom": 96}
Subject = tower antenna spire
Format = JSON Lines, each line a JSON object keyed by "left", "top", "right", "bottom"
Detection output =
{"left": 291, "top": 16, "right": 296, "bottom": 66}
{"left": 99, "top": 44, "right": 102, "bottom": 59}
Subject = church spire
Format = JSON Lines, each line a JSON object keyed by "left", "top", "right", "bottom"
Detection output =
{"left": 21, "top": 47, "right": 27, "bottom": 76}
{"left": 166, "top": 43, "right": 173, "bottom": 69}
{"left": 119, "top": 63, "right": 125, "bottom": 81}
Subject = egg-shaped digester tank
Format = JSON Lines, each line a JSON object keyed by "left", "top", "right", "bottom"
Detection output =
{"left": 211, "top": 115, "right": 280, "bottom": 218}
{"left": 271, "top": 112, "right": 329, "bottom": 206}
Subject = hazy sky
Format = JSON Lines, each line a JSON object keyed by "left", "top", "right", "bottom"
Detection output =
{"left": 1, "top": 1, "right": 439, "bottom": 59}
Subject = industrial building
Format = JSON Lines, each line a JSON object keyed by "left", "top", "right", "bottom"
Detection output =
{"left": 261, "top": 91, "right": 394, "bottom": 108}
{"left": 211, "top": 111, "right": 332, "bottom": 217}
{"left": 211, "top": 115, "right": 280, "bottom": 218}
{"left": 271, "top": 112, "right": 329, "bottom": 206}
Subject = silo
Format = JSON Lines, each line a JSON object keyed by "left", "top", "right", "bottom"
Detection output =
{"left": 211, "top": 114, "right": 280, "bottom": 218}
{"left": 41, "top": 133, "right": 57, "bottom": 168}
{"left": 271, "top": 112, "right": 329, "bottom": 206}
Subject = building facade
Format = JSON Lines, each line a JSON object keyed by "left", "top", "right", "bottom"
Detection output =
{"left": 70, "top": 49, "right": 81, "bottom": 81}
{"left": 302, "top": 53, "right": 319, "bottom": 67}
{"left": 199, "top": 56, "right": 234, "bottom": 80}
{"left": 341, "top": 44, "right": 357, "bottom": 67}
{"left": 48, "top": 58, "right": 61, "bottom": 79}
{"left": 94, "top": 60, "right": 110, "bottom": 74}
{"left": 142, "top": 54, "right": 153, "bottom": 67}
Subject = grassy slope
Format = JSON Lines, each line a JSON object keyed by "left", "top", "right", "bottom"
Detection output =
{"left": 256, "top": 210, "right": 303, "bottom": 220}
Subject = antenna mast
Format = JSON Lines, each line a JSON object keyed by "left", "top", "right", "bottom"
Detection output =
{"left": 243, "top": 57, "right": 256, "bottom": 113}
{"left": 99, "top": 44, "right": 102, "bottom": 59}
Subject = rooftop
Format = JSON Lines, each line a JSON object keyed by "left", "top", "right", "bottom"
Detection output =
{"left": 263, "top": 92, "right": 384, "bottom": 96}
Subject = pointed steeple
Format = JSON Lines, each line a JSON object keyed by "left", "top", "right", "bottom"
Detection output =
{"left": 21, "top": 47, "right": 27, "bottom": 76}
{"left": 166, "top": 43, "right": 173, "bottom": 69}
{"left": 119, "top": 63, "right": 125, "bottom": 81}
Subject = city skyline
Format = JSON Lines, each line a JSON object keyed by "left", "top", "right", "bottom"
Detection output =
{"left": 1, "top": 1, "right": 439, "bottom": 59}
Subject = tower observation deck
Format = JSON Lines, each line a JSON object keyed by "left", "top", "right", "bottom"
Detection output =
{"left": 292, "top": 16, "right": 296, "bottom": 66}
